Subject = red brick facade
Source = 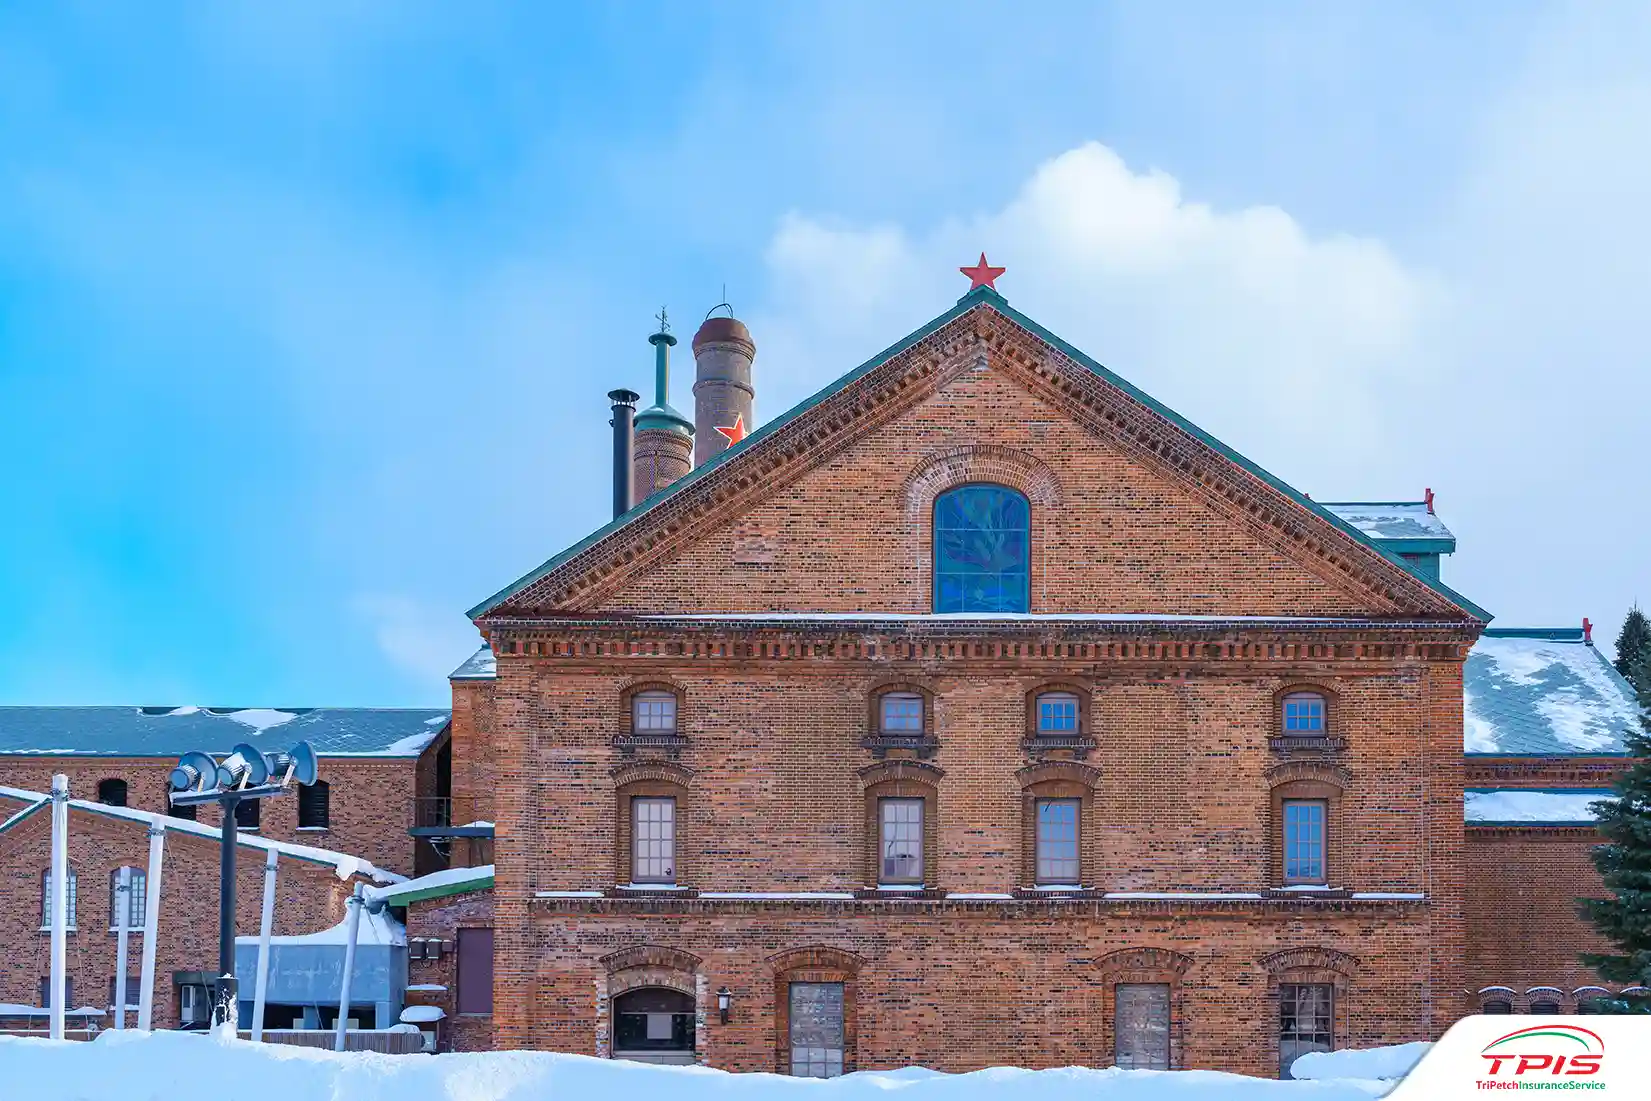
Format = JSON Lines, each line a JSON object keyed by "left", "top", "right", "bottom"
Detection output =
{"left": 463, "top": 296, "right": 1496, "bottom": 1076}
{"left": 0, "top": 803, "right": 363, "bottom": 1028}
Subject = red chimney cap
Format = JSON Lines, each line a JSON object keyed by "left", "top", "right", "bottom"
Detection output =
{"left": 1583, "top": 617, "right": 1593, "bottom": 643}
{"left": 692, "top": 316, "right": 755, "bottom": 355}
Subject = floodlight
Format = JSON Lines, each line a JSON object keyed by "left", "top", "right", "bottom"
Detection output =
{"left": 169, "top": 751, "right": 219, "bottom": 795}
{"left": 266, "top": 741, "right": 318, "bottom": 787}
{"left": 218, "top": 743, "right": 269, "bottom": 789}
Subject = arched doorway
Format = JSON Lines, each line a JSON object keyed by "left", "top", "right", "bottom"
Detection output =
{"left": 612, "top": 987, "right": 695, "bottom": 1065}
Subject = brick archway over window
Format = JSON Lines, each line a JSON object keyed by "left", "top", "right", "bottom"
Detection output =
{"left": 1095, "top": 949, "right": 1194, "bottom": 1071}
{"left": 1263, "top": 763, "right": 1349, "bottom": 889}
{"left": 900, "top": 445, "right": 1062, "bottom": 521}
{"left": 597, "top": 945, "right": 704, "bottom": 1062}
{"left": 1260, "top": 947, "right": 1359, "bottom": 1075}
{"left": 611, "top": 764, "right": 695, "bottom": 888}
{"left": 769, "top": 947, "right": 864, "bottom": 1077}
{"left": 856, "top": 761, "right": 943, "bottom": 890}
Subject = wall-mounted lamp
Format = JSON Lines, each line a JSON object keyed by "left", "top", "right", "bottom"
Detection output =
{"left": 716, "top": 986, "right": 732, "bottom": 1024}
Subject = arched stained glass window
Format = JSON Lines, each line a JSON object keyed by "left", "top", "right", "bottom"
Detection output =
{"left": 933, "top": 484, "right": 1030, "bottom": 613}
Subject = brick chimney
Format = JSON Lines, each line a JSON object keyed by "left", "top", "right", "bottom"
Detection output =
{"left": 692, "top": 307, "right": 756, "bottom": 467}
{"left": 632, "top": 313, "right": 694, "bottom": 505}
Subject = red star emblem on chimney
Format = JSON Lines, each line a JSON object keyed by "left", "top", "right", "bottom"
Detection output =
{"left": 959, "top": 252, "right": 1006, "bottom": 291}
{"left": 714, "top": 413, "right": 747, "bottom": 447}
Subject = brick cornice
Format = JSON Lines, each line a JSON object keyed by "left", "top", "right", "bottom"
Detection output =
{"left": 532, "top": 895, "right": 1427, "bottom": 918}
{"left": 481, "top": 302, "right": 1483, "bottom": 622}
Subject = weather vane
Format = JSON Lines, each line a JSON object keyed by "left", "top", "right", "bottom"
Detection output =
{"left": 655, "top": 305, "right": 670, "bottom": 334}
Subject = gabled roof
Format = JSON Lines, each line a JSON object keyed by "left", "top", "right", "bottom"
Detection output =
{"left": 1464, "top": 629, "right": 1643, "bottom": 755}
{"left": 0, "top": 706, "right": 450, "bottom": 759}
{"left": 1319, "top": 501, "right": 1456, "bottom": 555}
{"left": 471, "top": 286, "right": 1490, "bottom": 622}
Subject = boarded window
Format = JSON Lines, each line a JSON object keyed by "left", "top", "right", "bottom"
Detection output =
{"left": 1279, "top": 983, "right": 1333, "bottom": 1079}
{"left": 297, "top": 781, "right": 330, "bottom": 829}
{"left": 1114, "top": 983, "right": 1171, "bottom": 1070}
{"left": 455, "top": 928, "right": 494, "bottom": 1015}
{"left": 878, "top": 798, "right": 923, "bottom": 884}
{"left": 789, "top": 981, "right": 845, "bottom": 1078}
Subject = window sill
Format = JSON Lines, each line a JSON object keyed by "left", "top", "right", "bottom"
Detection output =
{"left": 107, "top": 929, "right": 147, "bottom": 935}
{"left": 294, "top": 827, "right": 330, "bottom": 832}
{"left": 606, "top": 884, "right": 699, "bottom": 899}
{"left": 854, "top": 886, "right": 945, "bottom": 900}
{"left": 859, "top": 734, "right": 940, "bottom": 760}
{"left": 1265, "top": 886, "right": 1350, "bottom": 900}
{"left": 38, "top": 927, "right": 78, "bottom": 933}
{"left": 1268, "top": 736, "right": 1347, "bottom": 753}
{"left": 1012, "top": 886, "right": 1098, "bottom": 900}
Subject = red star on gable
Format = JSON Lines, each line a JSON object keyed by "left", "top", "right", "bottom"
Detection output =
{"left": 959, "top": 252, "right": 1006, "bottom": 291}
{"left": 714, "top": 413, "right": 747, "bottom": 447}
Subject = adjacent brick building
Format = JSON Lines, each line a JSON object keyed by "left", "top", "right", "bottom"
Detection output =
{"left": 440, "top": 279, "right": 1646, "bottom": 1079}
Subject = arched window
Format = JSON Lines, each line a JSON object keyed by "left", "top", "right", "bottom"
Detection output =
{"left": 1528, "top": 999, "right": 1560, "bottom": 1015}
{"left": 933, "top": 484, "right": 1030, "bottom": 613}
{"left": 613, "top": 988, "right": 695, "bottom": 1061}
{"left": 96, "top": 778, "right": 128, "bottom": 807}
{"left": 298, "top": 780, "right": 330, "bottom": 829}
{"left": 1281, "top": 692, "right": 1326, "bottom": 734}
{"left": 109, "top": 868, "right": 146, "bottom": 930}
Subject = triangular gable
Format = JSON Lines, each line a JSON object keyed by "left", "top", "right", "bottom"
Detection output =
{"left": 472, "top": 286, "right": 1489, "bottom": 622}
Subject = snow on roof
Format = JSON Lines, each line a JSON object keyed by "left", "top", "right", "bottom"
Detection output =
{"left": 1464, "top": 631, "right": 1643, "bottom": 754}
{"left": 1465, "top": 789, "right": 1613, "bottom": 825}
{"left": 400, "top": 1005, "right": 445, "bottom": 1023}
{"left": 1320, "top": 501, "right": 1454, "bottom": 545}
{"left": 450, "top": 646, "right": 497, "bottom": 681}
{"left": 0, "top": 706, "right": 450, "bottom": 758}
{"left": 0, "top": 784, "right": 406, "bottom": 884}
{"left": 236, "top": 904, "right": 405, "bottom": 947}
{"left": 367, "top": 863, "right": 494, "bottom": 906}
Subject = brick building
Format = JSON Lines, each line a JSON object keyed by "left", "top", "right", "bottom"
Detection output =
{"left": 0, "top": 706, "right": 463, "bottom": 1031}
{"left": 429, "top": 274, "right": 1644, "bottom": 1079}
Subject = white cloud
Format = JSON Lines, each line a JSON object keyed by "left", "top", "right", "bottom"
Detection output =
{"left": 754, "top": 143, "right": 1440, "bottom": 482}
{"left": 351, "top": 594, "right": 476, "bottom": 686}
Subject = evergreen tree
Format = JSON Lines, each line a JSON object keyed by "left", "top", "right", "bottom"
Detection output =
{"left": 1579, "top": 674, "right": 1651, "bottom": 1012}
{"left": 1614, "top": 606, "right": 1651, "bottom": 689}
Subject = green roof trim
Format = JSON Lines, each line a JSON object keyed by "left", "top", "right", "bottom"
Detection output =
{"left": 1481, "top": 627, "right": 1586, "bottom": 640}
{"left": 378, "top": 872, "right": 494, "bottom": 906}
{"left": 470, "top": 286, "right": 1491, "bottom": 622}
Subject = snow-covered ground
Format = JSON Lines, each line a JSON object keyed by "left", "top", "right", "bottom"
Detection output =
{"left": 0, "top": 1030, "right": 1403, "bottom": 1101}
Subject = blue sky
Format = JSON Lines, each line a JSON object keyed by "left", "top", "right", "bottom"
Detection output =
{"left": 2, "top": 1, "right": 1647, "bottom": 706}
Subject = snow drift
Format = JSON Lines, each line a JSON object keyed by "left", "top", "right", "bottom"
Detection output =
{"left": 0, "top": 1030, "right": 1398, "bottom": 1101}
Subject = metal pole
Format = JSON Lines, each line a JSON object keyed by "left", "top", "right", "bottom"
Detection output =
{"left": 49, "top": 774, "right": 69, "bottom": 1041}
{"left": 333, "top": 885, "right": 364, "bottom": 1052}
{"left": 214, "top": 791, "right": 240, "bottom": 1035}
{"left": 113, "top": 866, "right": 131, "bottom": 1029}
{"left": 251, "top": 849, "right": 278, "bottom": 1041}
{"left": 137, "top": 821, "right": 166, "bottom": 1030}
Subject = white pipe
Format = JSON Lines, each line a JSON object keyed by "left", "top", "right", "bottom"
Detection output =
{"left": 333, "top": 885, "right": 364, "bottom": 1052}
{"left": 49, "top": 774, "right": 69, "bottom": 1041}
{"left": 137, "top": 822, "right": 166, "bottom": 1030}
{"left": 113, "top": 867, "right": 131, "bottom": 1029}
{"left": 251, "top": 849, "right": 279, "bottom": 1041}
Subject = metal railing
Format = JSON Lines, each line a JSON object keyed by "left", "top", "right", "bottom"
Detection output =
{"left": 412, "top": 796, "right": 488, "bottom": 831}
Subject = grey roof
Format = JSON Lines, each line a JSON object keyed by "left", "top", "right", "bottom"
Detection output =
{"left": 0, "top": 706, "right": 450, "bottom": 759}
{"left": 449, "top": 646, "right": 497, "bottom": 681}
{"left": 1464, "top": 630, "right": 1642, "bottom": 755}
{"left": 1320, "top": 502, "right": 1455, "bottom": 551}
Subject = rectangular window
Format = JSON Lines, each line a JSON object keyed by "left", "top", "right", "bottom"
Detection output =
{"left": 1037, "top": 694, "right": 1078, "bottom": 733}
{"left": 879, "top": 693, "right": 923, "bottom": 734}
{"left": 1035, "top": 798, "right": 1080, "bottom": 885}
{"left": 234, "top": 798, "right": 260, "bottom": 831}
{"left": 633, "top": 692, "right": 678, "bottom": 733}
{"left": 1283, "top": 695, "right": 1325, "bottom": 732}
{"left": 107, "top": 975, "right": 141, "bottom": 1011}
{"left": 879, "top": 798, "right": 924, "bottom": 885}
{"left": 789, "top": 981, "right": 845, "bottom": 1078}
{"left": 455, "top": 927, "right": 494, "bottom": 1015}
{"left": 1282, "top": 800, "right": 1327, "bottom": 884}
{"left": 38, "top": 977, "right": 75, "bottom": 1009}
{"left": 1279, "top": 983, "right": 1333, "bottom": 1079}
{"left": 1114, "top": 983, "right": 1171, "bottom": 1070}
{"left": 297, "top": 781, "right": 330, "bottom": 829}
{"left": 632, "top": 797, "right": 676, "bottom": 884}
{"left": 42, "top": 869, "right": 77, "bottom": 929}
{"left": 110, "top": 869, "right": 146, "bottom": 929}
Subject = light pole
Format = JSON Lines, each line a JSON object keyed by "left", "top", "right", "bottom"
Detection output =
{"left": 168, "top": 741, "right": 317, "bottom": 1033}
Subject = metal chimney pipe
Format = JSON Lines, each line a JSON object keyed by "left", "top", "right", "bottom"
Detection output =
{"left": 608, "top": 389, "right": 640, "bottom": 519}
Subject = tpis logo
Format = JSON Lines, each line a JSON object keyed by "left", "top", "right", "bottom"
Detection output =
{"left": 1480, "top": 1024, "right": 1605, "bottom": 1078}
